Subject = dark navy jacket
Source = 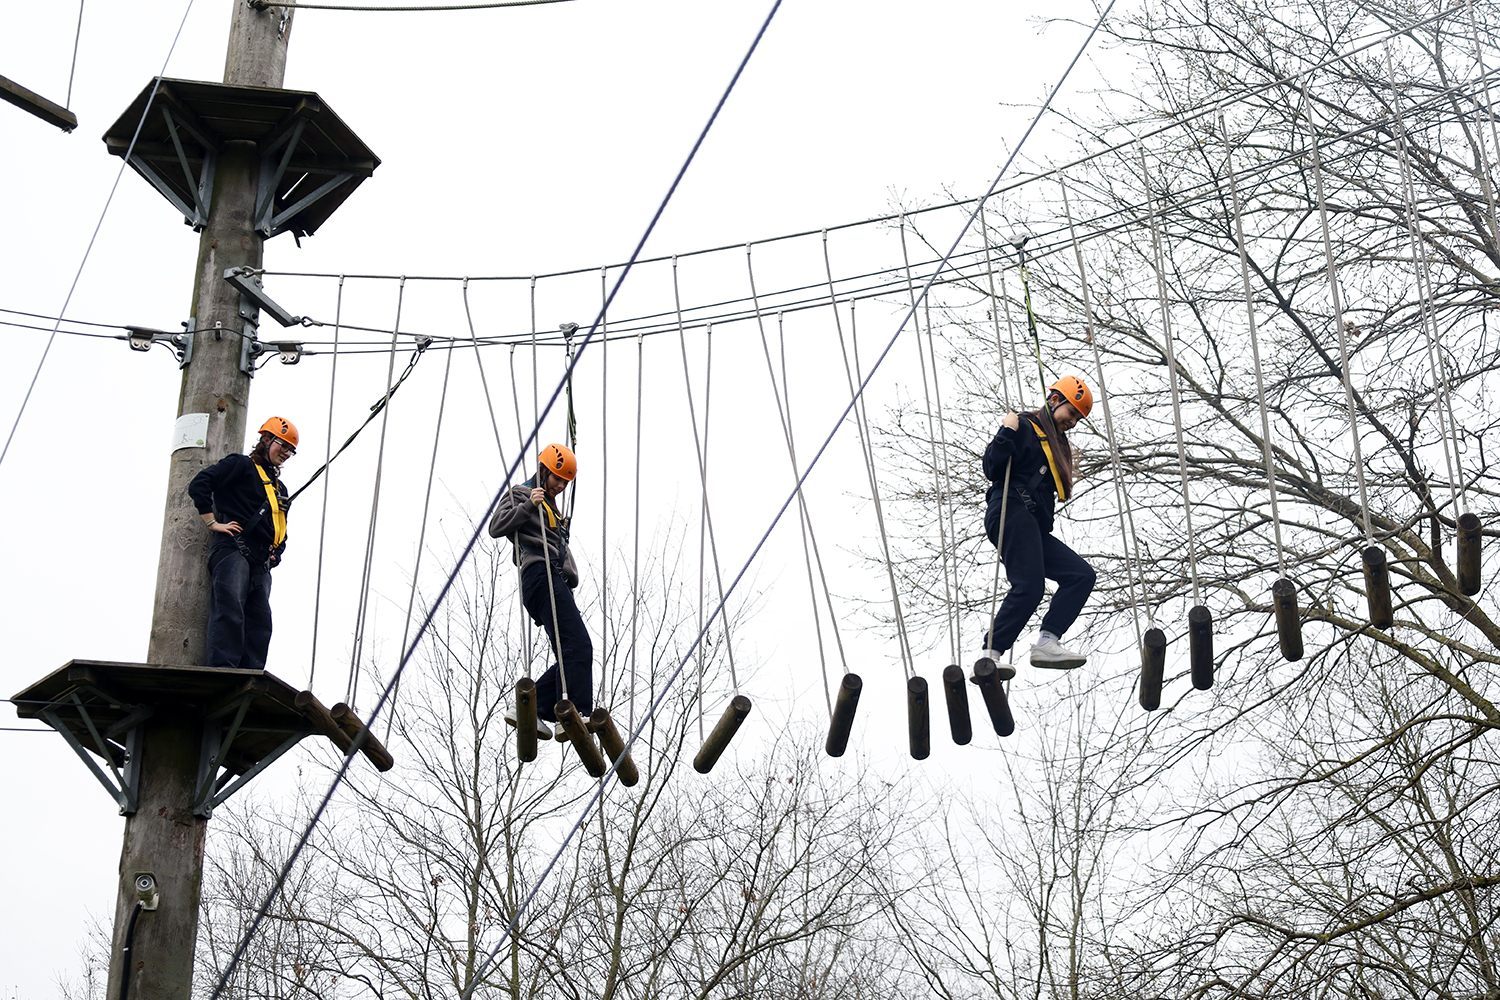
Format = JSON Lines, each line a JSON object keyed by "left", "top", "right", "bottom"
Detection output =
{"left": 983, "top": 416, "right": 1060, "bottom": 536}
{"left": 187, "top": 453, "right": 288, "bottom": 566}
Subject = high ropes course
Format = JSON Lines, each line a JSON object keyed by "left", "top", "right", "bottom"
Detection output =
{"left": 4, "top": 0, "right": 1496, "bottom": 992}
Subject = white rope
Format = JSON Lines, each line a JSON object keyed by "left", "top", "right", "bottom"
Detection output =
{"left": 746, "top": 245, "right": 838, "bottom": 715}
{"left": 670, "top": 260, "right": 741, "bottom": 697}
{"left": 629, "top": 322, "right": 644, "bottom": 728}
{"left": 508, "top": 344, "right": 533, "bottom": 677}
{"left": 308, "top": 276, "right": 343, "bottom": 687}
{"left": 1386, "top": 44, "right": 1466, "bottom": 515}
{"left": 998, "top": 271, "right": 1028, "bottom": 409}
{"left": 598, "top": 266, "right": 609, "bottom": 703}
{"left": 537, "top": 504, "right": 568, "bottom": 703}
{"left": 462, "top": 278, "right": 510, "bottom": 469}
{"left": 1302, "top": 87, "right": 1375, "bottom": 545}
{"left": 978, "top": 201, "right": 1015, "bottom": 413}
{"left": 347, "top": 277, "right": 406, "bottom": 705}
{"left": 899, "top": 216, "right": 959, "bottom": 665}
{"left": 1467, "top": 0, "right": 1500, "bottom": 246}
{"left": 1059, "top": 176, "right": 1146, "bottom": 641}
{"left": 1139, "top": 149, "right": 1206, "bottom": 602}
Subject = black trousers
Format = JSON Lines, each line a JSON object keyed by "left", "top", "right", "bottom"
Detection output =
{"left": 520, "top": 561, "right": 594, "bottom": 721}
{"left": 206, "top": 537, "right": 274, "bottom": 670}
{"left": 984, "top": 501, "right": 1095, "bottom": 655}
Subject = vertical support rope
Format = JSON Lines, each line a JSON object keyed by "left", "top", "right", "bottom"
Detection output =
{"left": 537, "top": 504, "right": 568, "bottom": 703}
{"left": 746, "top": 245, "right": 837, "bottom": 715}
{"left": 509, "top": 343, "right": 532, "bottom": 676}
{"left": 1059, "top": 175, "right": 1146, "bottom": 640}
{"left": 978, "top": 202, "right": 1015, "bottom": 413}
{"left": 845, "top": 297, "right": 917, "bottom": 678}
{"left": 599, "top": 266, "right": 609, "bottom": 701}
{"left": 1386, "top": 44, "right": 1466, "bottom": 515}
{"left": 67, "top": 0, "right": 85, "bottom": 108}
{"left": 1222, "top": 114, "right": 1290, "bottom": 578}
{"left": 1303, "top": 85, "right": 1375, "bottom": 545}
{"left": 998, "top": 271, "right": 1028, "bottom": 408}
{"left": 1139, "top": 149, "right": 1206, "bottom": 604}
{"left": 670, "top": 261, "right": 741, "bottom": 698}
{"left": 977, "top": 202, "right": 1020, "bottom": 657}
{"left": 462, "top": 278, "right": 510, "bottom": 469}
{"left": 308, "top": 275, "right": 343, "bottom": 686}
{"left": 1467, "top": 0, "right": 1500, "bottom": 247}
{"left": 347, "top": 277, "right": 406, "bottom": 705}
{"left": 630, "top": 324, "right": 644, "bottom": 727}
{"left": 899, "top": 216, "right": 959, "bottom": 665}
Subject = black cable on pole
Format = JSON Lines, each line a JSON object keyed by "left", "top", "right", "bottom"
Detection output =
{"left": 205, "top": 3, "right": 786, "bottom": 994}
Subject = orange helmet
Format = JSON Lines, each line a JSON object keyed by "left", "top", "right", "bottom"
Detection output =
{"left": 539, "top": 443, "right": 577, "bottom": 481}
{"left": 1047, "top": 376, "right": 1092, "bottom": 419}
{"left": 259, "top": 416, "right": 299, "bottom": 448}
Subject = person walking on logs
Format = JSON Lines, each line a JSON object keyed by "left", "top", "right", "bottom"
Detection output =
{"left": 981, "top": 377, "right": 1097, "bottom": 671}
{"left": 188, "top": 416, "right": 298, "bottom": 671}
{"left": 492, "top": 443, "right": 593, "bottom": 740}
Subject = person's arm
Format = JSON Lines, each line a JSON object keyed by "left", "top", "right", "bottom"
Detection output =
{"left": 188, "top": 457, "right": 245, "bottom": 536}
{"left": 488, "top": 486, "right": 535, "bottom": 538}
{"left": 982, "top": 413, "right": 1022, "bottom": 481}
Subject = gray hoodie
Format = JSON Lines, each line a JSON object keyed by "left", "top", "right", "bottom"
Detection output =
{"left": 488, "top": 484, "right": 579, "bottom": 587}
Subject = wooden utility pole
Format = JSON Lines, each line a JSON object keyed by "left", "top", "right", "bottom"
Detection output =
{"left": 108, "top": 6, "right": 293, "bottom": 997}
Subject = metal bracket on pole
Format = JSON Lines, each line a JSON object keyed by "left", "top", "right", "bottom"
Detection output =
{"left": 192, "top": 690, "right": 310, "bottom": 818}
{"left": 38, "top": 692, "right": 154, "bottom": 816}
{"left": 224, "top": 267, "right": 301, "bottom": 327}
{"left": 125, "top": 326, "right": 194, "bottom": 369}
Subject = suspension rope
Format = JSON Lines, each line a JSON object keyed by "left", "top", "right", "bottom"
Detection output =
{"left": 387, "top": 311, "right": 457, "bottom": 737}
{"left": 697, "top": 325, "right": 710, "bottom": 741}
{"left": 307, "top": 276, "right": 343, "bottom": 687}
{"left": 845, "top": 297, "right": 917, "bottom": 678}
{"left": 1059, "top": 175, "right": 1146, "bottom": 641}
{"left": 629, "top": 322, "right": 644, "bottom": 727}
{"left": 978, "top": 205, "right": 1020, "bottom": 663}
{"left": 1140, "top": 148, "right": 1205, "bottom": 604}
{"left": 900, "top": 216, "right": 959, "bottom": 665}
{"left": 537, "top": 503, "right": 569, "bottom": 703}
{"left": 999, "top": 271, "right": 1028, "bottom": 407}
{"left": 463, "top": 278, "right": 510, "bottom": 468}
{"left": 780, "top": 310, "right": 848, "bottom": 710}
{"left": 1467, "top": 0, "right": 1500, "bottom": 246}
{"left": 1302, "top": 87, "right": 1375, "bottom": 545}
{"left": 1386, "top": 44, "right": 1466, "bottom": 515}
{"left": 671, "top": 260, "right": 741, "bottom": 697}
{"left": 978, "top": 201, "right": 1015, "bottom": 413}
{"left": 598, "top": 266, "right": 609, "bottom": 701}
{"left": 346, "top": 279, "right": 406, "bottom": 705}
{"left": 745, "top": 246, "right": 837, "bottom": 715}
{"left": 66, "top": 0, "right": 86, "bottom": 108}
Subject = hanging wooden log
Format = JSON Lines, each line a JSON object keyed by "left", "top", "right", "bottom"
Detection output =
{"left": 975, "top": 651, "right": 1016, "bottom": 681}
{"left": 329, "top": 702, "right": 395, "bottom": 772}
{"left": 589, "top": 708, "right": 639, "bottom": 787}
{"left": 1188, "top": 606, "right": 1214, "bottom": 691}
{"left": 971, "top": 658, "right": 1014, "bottom": 737}
{"left": 941, "top": 665, "right": 972, "bottom": 746}
{"left": 907, "top": 676, "right": 930, "bottom": 760}
{"left": 693, "top": 695, "right": 752, "bottom": 774}
{"left": 1458, "top": 512, "right": 1482, "bottom": 596}
{"left": 1140, "top": 628, "right": 1165, "bottom": 711}
{"left": 824, "top": 672, "right": 862, "bottom": 758}
{"left": 514, "top": 678, "right": 539, "bottom": 763}
{"left": 1361, "top": 546, "right": 1394, "bottom": 628}
{"left": 555, "top": 700, "right": 608, "bottom": 777}
{"left": 1272, "top": 578, "right": 1303, "bottom": 662}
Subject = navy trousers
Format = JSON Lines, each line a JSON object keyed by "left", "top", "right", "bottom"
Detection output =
{"left": 520, "top": 561, "right": 594, "bottom": 721}
{"left": 206, "top": 537, "right": 274, "bottom": 670}
{"left": 985, "top": 501, "right": 1095, "bottom": 655}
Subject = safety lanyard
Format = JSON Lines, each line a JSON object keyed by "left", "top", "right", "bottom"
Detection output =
{"left": 1026, "top": 417, "right": 1069, "bottom": 502}
{"left": 255, "top": 463, "right": 287, "bottom": 546}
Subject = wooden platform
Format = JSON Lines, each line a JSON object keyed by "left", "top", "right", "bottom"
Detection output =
{"left": 11, "top": 660, "right": 390, "bottom": 816}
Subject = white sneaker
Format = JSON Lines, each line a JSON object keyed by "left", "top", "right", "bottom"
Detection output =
{"left": 504, "top": 709, "right": 553, "bottom": 740}
{"left": 1029, "top": 636, "right": 1086, "bottom": 670}
{"left": 972, "top": 649, "right": 1017, "bottom": 682}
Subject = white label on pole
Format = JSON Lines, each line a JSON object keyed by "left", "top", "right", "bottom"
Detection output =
{"left": 172, "top": 412, "right": 210, "bottom": 452}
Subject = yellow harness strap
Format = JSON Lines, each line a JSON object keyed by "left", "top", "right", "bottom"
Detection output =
{"left": 255, "top": 463, "right": 287, "bottom": 546}
{"left": 1026, "top": 417, "right": 1070, "bottom": 502}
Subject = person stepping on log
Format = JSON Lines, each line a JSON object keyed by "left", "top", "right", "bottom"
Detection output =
{"left": 980, "top": 377, "right": 1097, "bottom": 671}
{"left": 491, "top": 444, "right": 593, "bottom": 741}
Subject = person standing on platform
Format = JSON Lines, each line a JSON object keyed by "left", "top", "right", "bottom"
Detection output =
{"left": 188, "top": 416, "right": 298, "bottom": 671}
{"left": 491, "top": 443, "right": 593, "bottom": 741}
{"left": 980, "top": 377, "right": 1097, "bottom": 670}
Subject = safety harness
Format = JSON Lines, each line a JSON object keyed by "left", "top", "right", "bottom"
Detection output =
{"left": 255, "top": 462, "right": 288, "bottom": 547}
{"left": 1014, "top": 414, "right": 1069, "bottom": 511}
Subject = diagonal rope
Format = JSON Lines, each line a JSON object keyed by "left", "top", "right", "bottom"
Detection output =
{"left": 67, "top": 0, "right": 86, "bottom": 108}
{"left": 0, "top": 1, "right": 195, "bottom": 472}
{"left": 462, "top": 277, "right": 511, "bottom": 469}
{"left": 208, "top": 4, "right": 788, "bottom": 989}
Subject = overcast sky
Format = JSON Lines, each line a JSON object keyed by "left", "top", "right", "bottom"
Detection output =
{"left": 0, "top": 1, "right": 1116, "bottom": 993}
